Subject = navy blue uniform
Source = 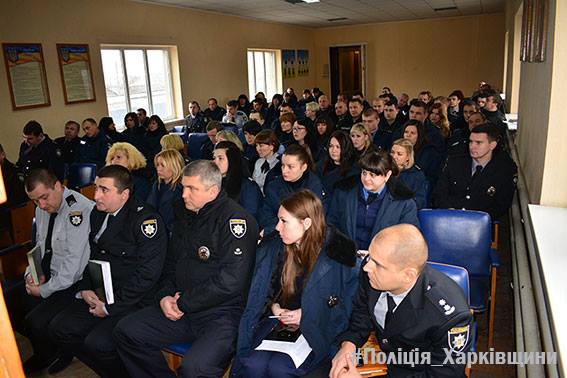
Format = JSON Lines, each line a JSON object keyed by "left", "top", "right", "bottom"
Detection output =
{"left": 76, "top": 132, "right": 111, "bottom": 169}
{"left": 17, "top": 135, "right": 64, "bottom": 180}
{"left": 399, "top": 165, "right": 429, "bottom": 209}
{"left": 54, "top": 136, "right": 80, "bottom": 165}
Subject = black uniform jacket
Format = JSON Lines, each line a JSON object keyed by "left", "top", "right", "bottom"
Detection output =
{"left": 156, "top": 191, "right": 259, "bottom": 314}
{"left": 78, "top": 195, "right": 167, "bottom": 316}
{"left": 337, "top": 264, "right": 473, "bottom": 377}
{"left": 432, "top": 151, "right": 517, "bottom": 220}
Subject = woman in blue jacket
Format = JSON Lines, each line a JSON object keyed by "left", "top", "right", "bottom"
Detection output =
{"left": 258, "top": 144, "right": 326, "bottom": 234}
{"left": 146, "top": 149, "right": 184, "bottom": 236}
{"left": 390, "top": 138, "right": 429, "bottom": 209}
{"left": 327, "top": 150, "right": 418, "bottom": 251}
{"left": 402, "top": 120, "right": 443, "bottom": 187}
{"left": 213, "top": 141, "right": 262, "bottom": 220}
{"left": 232, "top": 189, "right": 359, "bottom": 377}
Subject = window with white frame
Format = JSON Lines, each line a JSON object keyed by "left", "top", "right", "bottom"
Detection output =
{"left": 247, "top": 49, "right": 282, "bottom": 100}
{"left": 101, "top": 47, "right": 175, "bottom": 126}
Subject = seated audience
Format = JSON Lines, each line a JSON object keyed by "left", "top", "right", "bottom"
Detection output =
{"left": 242, "top": 120, "right": 263, "bottom": 171}
{"left": 432, "top": 123, "right": 517, "bottom": 220}
{"left": 146, "top": 149, "right": 184, "bottom": 235}
{"left": 248, "top": 110, "right": 265, "bottom": 126}
{"left": 265, "top": 94, "right": 283, "bottom": 126}
{"left": 376, "top": 100, "right": 404, "bottom": 151}
{"left": 106, "top": 142, "right": 152, "bottom": 202}
{"left": 213, "top": 141, "right": 262, "bottom": 220}
{"left": 143, "top": 115, "right": 168, "bottom": 168}
{"left": 137, "top": 108, "right": 149, "bottom": 129}
{"left": 98, "top": 117, "right": 122, "bottom": 145}
{"left": 54, "top": 120, "right": 81, "bottom": 165}
{"left": 314, "top": 115, "right": 335, "bottom": 161}
{"left": 5, "top": 169, "right": 92, "bottom": 374}
{"left": 114, "top": 161, "right": 258, "bottom": 377}
{"left": 276, "top": 112, "right": 296, "bottom": 149}
{"left": 390, "top": 138, "right": 429, "bottom": 209}
{"left": 76, "top": 118, "right": 110, "bottom": 169}
{"left": 327, "top": 151, "right": 418, "bottom": 251}
{"left": 335, "top": 100, "right": 353, "bottom": 131}
{"left": 429, "top": 102, "right": 451, "bottom": 139}
{"left": 217, "top": 129, "right": 244, "bottom": 151}
{"left": 203, "top": 97, "right": 226, "bottom": 123}
{"left": 304, "top": 101, "right": 319, "bottom": 129}
{"left": 447, "top": 90, "right": 464, "bottom": 125}
{"left": 237, "top": 94, "right": 252, "bottom": 115}
{"left": 232, "top": 189, "right": 359, "bottom": 377}
{"left": 330, "top": 224, "right": 472, "bottom": 378}
{"left": 292, "top": 118, "right": 318, "bottom": 160}
{"left": 348, "top": 98, "right": 364, "bottom": 124}
{"left": 49, "top": 165, "right": 167, "bottom": 377}
{"left": 482, "top": 90, "right": 508, "bottom": 141}
{"left": 251, "top": 99, "right": 268, "bottom": 120}
{"left": 223, "top": 99, "right": 249, "bottom": 127}
{"left": 447, "top": 111, "right": 486, "bottom": 157}
{"left": 121, "top": 112, "right": 145, "bottom": 152}
{"left": 402, "top": 120, "right": 443, "bottom": 186}
{"left": 185, "top": 101, "right": 206, "bottom": 134}
{"left": 252, "top": 129, "right": 281, "bottom": 194}
{"left": 201, "top": 121, "right": 223, "bottom": 160}
{"left": 17, "top": 120, "right": 64, "bottom": 180}
{"left": 259, "top": 144, "right": 326, "bottom": 234}
{"left": 0, "top": 143, "right": 26, "bottom": 210}
{"left": 350, "top": 123, "right": 377, "bottom": 160}
{"left": 160, "top": 134, "right": 190, "bottom": 164}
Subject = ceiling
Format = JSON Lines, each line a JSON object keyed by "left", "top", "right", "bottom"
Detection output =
{"left": 135, "top": 0, "right": 505, "bottom": 28}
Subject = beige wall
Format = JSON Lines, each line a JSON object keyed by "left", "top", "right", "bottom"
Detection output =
{"left": 508, "top": 0, "right": 567, "bottom": 206}
{"left": 0, "top": 0, "right": 316, "bottom": 159}
{"left": 313, "top": 13, "right": 505, "bottom": 100}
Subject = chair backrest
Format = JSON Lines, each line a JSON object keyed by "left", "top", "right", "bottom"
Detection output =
{"left": 427, "top": 261, "right": 470, "bottom": 304}
{"left": 170, "top": 125, "right": 184, "bottom": 134}
{"left": 68, "top": 163, "right": 97, "bottom": 190}
{"left": 418, "top": 209, "right": 492, "bottom": 277}
{"left": 10, "top": 201, "right": 35, "bottom": 245}
{"left": 187, "top": 133, "right": 208, "bottom": 160}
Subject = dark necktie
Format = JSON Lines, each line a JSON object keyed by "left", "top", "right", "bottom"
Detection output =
{"left": 471, "top": 165, "right": 483, "bottom": 181}
{"left": 385, "top": 294, "right": 396, "bottom": 327}
{"left": 366, "top": 192, "right": 378, "bottom": 205}
{"left": 261, "top": 160, "right": 270, "bottom": 174}
{"left": 41, "top": 212, "right": 58, "bottom": 281}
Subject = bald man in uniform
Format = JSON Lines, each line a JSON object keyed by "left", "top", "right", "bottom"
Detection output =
{"left": 330, "top": 224, "right": 472, "bottom": 378}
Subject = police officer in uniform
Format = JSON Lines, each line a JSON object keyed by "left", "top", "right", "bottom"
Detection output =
{"left": 17, "top": 120, "right": 64, "bottom": 180}
{"left": 76, "top": 118, "right": 111, "bottom": 169}
{"left": 432, "top": 123, "right": 517, "bottom": 220}
{"left": 54, "top": 120, "right": 81, "bottom": 165}
{"left": 114, "top": 160, "right": 259, "bottom": 378}
{"left": 48, "top": 165, "right": 167, "bottom": 377}
{"left": 330, "top": 224, "right": 473, "bottom": 378}
{"left": 5, "top": 169, "right": 92, "bottom": 373}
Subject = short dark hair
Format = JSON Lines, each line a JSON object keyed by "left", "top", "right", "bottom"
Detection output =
{"left": 471, "top": 123, "right": 501, "bottom": 142}
{"left": 23, "top": 120, "right": 43, "bottom": 136}
{"left": 65, "top": 120, "right": 80, "bottom": 130}
{"left": 279, "top": 112, "right": 296, "bottom": 125}
{"left": 208, "top": 97, "right": 218, "bottom": 104}
{"left": 283, "top": 144, "right": 314, "bottom": 172}
{"left": 96, "top": 165, "right": 132, "bottom": 194}
{"left": 348, "top": 98, "right": 364, "bottom": 106}
{"left": 206, "top": 120, "right": 223, "bottom": 132}
{"left": 485, "top": 90, "right": 503, "bottom": 105}
{"left": 363, "top": 108, "right": 379, "bottom": 118}
{"left": 359, "top": 150, "right": 398, "bottom": 177}
{"left": 384, "top": 100, "right": 397, "bottom": 108}
{"left": 24, "top": 169, "right": 58, "bottom": 192}
{"left": 409, "top": 99, "right": 428, "bottom": 113}
{"left": 462, "top": 99, "right": 479, "bottom": 110}
{"left": 249, "top": 110, "right": 264, "bottom": 120}
{"left": 243, "top": 120, "right": 263, "bottom": 135}
{"left": 254, "top": 129, "right": 280, "bottom": 151}
{"left": 353, "top": 90, "right": 364, "bottom": 98}
{"left": 227, "top": 100, "right": 239, "bottom": 107}
{"left": 124, "top": 112, "right": 140, "bottom": 127}
{"left": 137, "top": 108, "right": 147, "bottom": 116}
{"left": 449, "top": 90, "right": 464, "bottom": 100}
{"left": 82, "top": 118, "right": 97, "bottom": 126}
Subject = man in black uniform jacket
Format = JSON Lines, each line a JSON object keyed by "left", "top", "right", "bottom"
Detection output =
{"left": 54, "top": 120, "right": 81, "bottom": 166}
{"left": 49, "top": 165, "right": 167, "bottom": 377}
{"left": 114, "top": 160, "right": 259, "bottom": 378}
{"left": 17, "top": 120, "right": 64, "bottom": 180}
{"left": 432, "top": 123, "right": 517, "bottom": 220}
{"left": 330, "top": 224, "right": 473, "bottom": 378}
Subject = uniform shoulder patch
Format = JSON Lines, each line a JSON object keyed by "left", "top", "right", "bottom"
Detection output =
{"left": 448, "top": 325, "right": 470, "bottom": 353}
{"left": 229, "top": 219, "right": 247, "bottom": 238}
{"left": 69, "top": 211, "right": 83, "bottom": 226}
{"left": 141, "top": 219, "right": 158, "bottom": 238}
{"left": 66, "top": 194, "right": 77, "bottom": 206}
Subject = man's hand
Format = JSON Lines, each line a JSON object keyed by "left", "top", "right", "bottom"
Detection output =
{"left": 336, "top": 352, "right": 363, "bottom": 378}
{"left": 160, "top": 292, "right": 184, "bottom": 321}
{"left": 89, "top": 298, "right": 107, "bottom": 318}
{"left": 25, "top": 275, "right": 44, "bottom": 297}
{"left": 81, "top": 290, "right": 100, "bottom": 307}
{"left": 330, "top": 341, "right": 357, "bottom": 378}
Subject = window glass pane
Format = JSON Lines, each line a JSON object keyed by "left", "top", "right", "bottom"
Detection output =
{"left": 124, "top": 49, "right": 149, "bottom": 112}
{"left": 247, "top": 51, "right": 255, "bottom": 99}
{"left": 265, "top": 52, "right": 277, "bottom": 99}
{"left": 147, "top": 49, "right": 174, "bottom": 119}
{"left": 101, "top": 49, "right": 128, "bottom": 125}
{"left": 254, "top": 51, "right": 266, "bottom": 96}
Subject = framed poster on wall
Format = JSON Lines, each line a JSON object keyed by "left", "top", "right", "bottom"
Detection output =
{"left": 282, "top": 49, "right": 296, "bottom": 79}
{"left": 2, "top": 43, "right": 51, "bottom": 110}
{"left": 57, "top": 44, "right": 96, "bottom": 104}
{"left": 297, "top": 49, "right": 309, "bottom": 77}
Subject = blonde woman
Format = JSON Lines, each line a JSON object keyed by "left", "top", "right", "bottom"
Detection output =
{"left": 390, "top": 138, "right": 429, "bottom": 209}
{"left": 429, "top": 102, "right": 450, "bottom": 139}
{"left": 106, "top": 142, "right": 152, "bottom": 201}
{"left": 160, "top": 134, "right": 190, "bottom": 164}
{"left": 216, "top": 129, "right": 244, "bottom": 152}
{"left": 146, "top": 149, "right": 185, "bottom": 234}
{"left": 349, "top": 123, "right": 377, "bottom": 160}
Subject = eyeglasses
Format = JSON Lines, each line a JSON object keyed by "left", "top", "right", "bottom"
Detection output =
{"left": 292, "top": 127, "right": 305, "bottom": 132}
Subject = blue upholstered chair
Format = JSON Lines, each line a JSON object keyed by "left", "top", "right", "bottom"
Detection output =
{"left": 67, "top": 163, "right": 97, "bottom": 191}
{"left": 186, "top": 133, "right": 208, "bottom": 160}
{"left": 419, "top": 209, "right": 499, "bottom": 348}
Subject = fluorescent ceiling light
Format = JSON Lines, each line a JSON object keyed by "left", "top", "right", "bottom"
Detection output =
{"left": 302, "top": 0, "right": 320, "bottom": 3}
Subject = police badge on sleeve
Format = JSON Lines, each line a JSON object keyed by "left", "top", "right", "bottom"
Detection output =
{"left": 448, "top": 325, "right": 470, "bottom": 353}
{"left": 69, "top": 211, "right": 83, "bottom": 227}
{"left": 229, "top": 219, "right": 247, "bottom": 238}
{"left": 141, "top": 219, "right": 158, "bottom": 238}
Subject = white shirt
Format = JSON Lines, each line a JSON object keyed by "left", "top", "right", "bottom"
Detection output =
{"left": 373, "top": 288, "right": 411, "bottom": 329}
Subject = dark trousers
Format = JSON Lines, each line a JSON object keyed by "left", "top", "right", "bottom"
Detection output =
{"left": 114, "top": 304, "right": 242, "bottom": 378}
{"left": 4, "top": 280, "right": 74, "bottom": 363}
{"left": 240, "top": 350, "right": 309, "bottom": 377}
{"left": 48, "top": 299, "right": 128, "bottom": 378}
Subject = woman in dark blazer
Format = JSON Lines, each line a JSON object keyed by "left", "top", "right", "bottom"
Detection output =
{"left": 231, "top": 189, "right": 359, "bottom": 377}
{"left": 327, "top": 150, "right": 418, "bottom": 251}
{"left": 390, "top": 138, "right": 429, "bottom": 209}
